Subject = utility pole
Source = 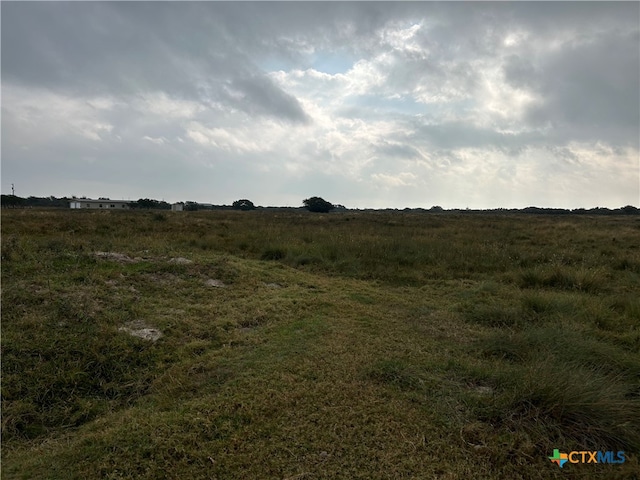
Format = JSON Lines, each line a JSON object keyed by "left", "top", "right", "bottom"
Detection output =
{"left": 12, "top": 184, "right": 15, "bottom": 196}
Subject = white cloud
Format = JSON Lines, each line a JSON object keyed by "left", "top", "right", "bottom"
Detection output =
{"left": 502, "top": 29, "right": 530, "bottom": 48}
{"left": 2, "top": 85, "right": 115, "bottom": 143}
{"left": 142, "top": 135, "right": 166, "bottom": 145}
{"left": 184, "top": 120, "right": 290, "bottom": 155}
{"left": 134, "top": 92, "right": 204, "bottom": 119}
{"left": 379, "top": 21, "right": 424, "bottom": 57}
{"left": 86, "top": 97, "right": 119, "bottom": 110}
{"left": 472, "top": 62, "right": 543, "bottom": 128}
{"left": 371, "top": 172, "right": 417, "bottom": 188}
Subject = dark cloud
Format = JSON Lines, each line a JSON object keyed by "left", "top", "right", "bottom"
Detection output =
{"left": 524, "top": 29, "right": 640, "bottom": 147}
{"left": 1, "top": 2, "right": 310, "bottom": 122}
{"left": 502, "top": 55, "right": 538, "bottom": 91}
{"left": 223, "top": 74, "right": 309, "bottom": 124}
{"left": 409, "top": 121, "right": 542, "bottom": 155}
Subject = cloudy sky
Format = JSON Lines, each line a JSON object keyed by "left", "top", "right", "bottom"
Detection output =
{"left": 2, "top": 2, "right": 639, "bottom": 209}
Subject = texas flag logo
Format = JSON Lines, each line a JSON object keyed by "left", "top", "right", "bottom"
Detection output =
{"left": 549, "top": 449, "right": 569, "bottom": 468}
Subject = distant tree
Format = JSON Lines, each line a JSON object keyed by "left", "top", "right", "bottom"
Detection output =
{"left": 232, "top": 199, "right": 256, "bottom": 211}
{"left": 1, "top": 195, "right": 25, "bottom": 208}
{"left": 135, "top": 198, "right": 155, "bottom": 209}
{"left": 303, "top": 196, "right": 334, "bottom": 213}
{"left": 134, "top": 198, "right": 171, "bottom": 210}
{"left": 622, "top": 205, "right": 639, "bottom": 215}
{"left": 430, "top": 206, "right": 444, "bottom": 212}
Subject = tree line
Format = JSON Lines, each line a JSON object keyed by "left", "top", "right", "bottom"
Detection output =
{"left": 1, "top": 194, "right": 637, "bottom": 215}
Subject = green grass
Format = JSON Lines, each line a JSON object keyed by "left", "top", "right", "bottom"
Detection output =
{"left": 2, "top": 209, "right": 639, "bottom": 478}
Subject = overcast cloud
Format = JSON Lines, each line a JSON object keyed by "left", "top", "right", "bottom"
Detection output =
{"left": 2, "top": 2, "right": 638, "bottom": 208}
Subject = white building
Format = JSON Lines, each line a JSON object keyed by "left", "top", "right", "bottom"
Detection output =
{"left": 70, "top": 199, "right": 130, "bottom": 209}
{"left": 171, "top": 203, "right": 184, "bottom": 212}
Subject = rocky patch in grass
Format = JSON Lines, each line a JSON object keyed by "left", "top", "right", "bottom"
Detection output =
{"left": 118, "top": 320, "right": 163, "bottom": 342}
{"left": 168, "top": 257, "right": 193, "bottom": 265}
{"left": 94, "top": 251, "right": 142, "bottom": 263}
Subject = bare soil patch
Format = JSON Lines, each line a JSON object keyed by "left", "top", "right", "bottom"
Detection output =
{"left": 168, "top": 257, "right": 193, "bottom": 265}
{"left": 94, "top": 251, "right": 141, "bottom": 263}
{"left": 118, "top": 320, "right": 163, "bottom": 342}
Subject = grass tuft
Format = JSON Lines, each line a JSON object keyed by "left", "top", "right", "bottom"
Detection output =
{"left": 491, "top": 364, "right": 640, "bottom": 451}
{"left": 366, "top": 359, "right": 424, "bottom": 391}
{"left": 519, "top": 266, "right": 607, "bottom": 293}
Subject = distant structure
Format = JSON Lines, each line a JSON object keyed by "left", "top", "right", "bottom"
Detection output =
{"left": 69, "top": 199, "right": 130, "bottom": 209}
{"left": 171, "top": 202, "right": 184, "bottom": 212}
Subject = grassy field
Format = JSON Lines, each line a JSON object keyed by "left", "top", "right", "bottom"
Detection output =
{"left": 2, "top": 208, "right": 639, "bottom": 479}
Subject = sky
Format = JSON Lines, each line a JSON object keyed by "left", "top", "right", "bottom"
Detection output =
{"left": 2, "top": 1, "right": 639, "bottom": 209}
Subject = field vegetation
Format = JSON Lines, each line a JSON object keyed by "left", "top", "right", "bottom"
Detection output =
{"left": 2, "top": 209, "right": 639, "bottom": 479}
